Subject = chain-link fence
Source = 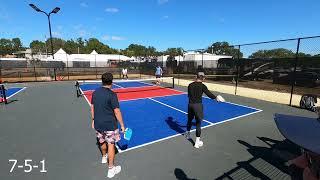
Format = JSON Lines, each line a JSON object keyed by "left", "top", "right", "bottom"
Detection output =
{"left": 165, "top": 36, "right": 320, "bottom": 106}
{"left": 234, "top": 36, "right": 320, "bottom": 106}
{"left": 0, "top": 36, "right": 319, "bottom": 105}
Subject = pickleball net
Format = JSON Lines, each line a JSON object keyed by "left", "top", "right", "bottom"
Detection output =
{"left": 75, "top": 77, "right": 176, "bottom": 97}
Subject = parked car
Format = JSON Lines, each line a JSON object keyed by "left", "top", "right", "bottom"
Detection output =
{"left": 273, "top": 71, "right": 320, "bottom": 87}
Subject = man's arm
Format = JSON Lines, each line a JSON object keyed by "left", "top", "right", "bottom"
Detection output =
{"left": 114, "top": 108, "right": 125, "bottom": 132}
{"left": 91, "top": 104, "right": 95, "bottom": 129}
{"left": 111, "top": 93, "right": 125, "bottom": 132}
{"left": 90, "top": 93, "right": 95, "bottom": 129}
{"left": 203, "top": 84, "right": 216, "bottom": 99}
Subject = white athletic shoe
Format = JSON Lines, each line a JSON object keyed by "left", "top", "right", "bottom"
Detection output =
{"left": 185, "top": 132, "right": 191, "bottom": 140}
{"left": 194, "top": 140, "right": 204, "bottom": 148}
{"left": 107, "top": 165, "right": 121, "bottom": 178}
{"left": 101, "top": 154, "right": 108, "bottom": 164}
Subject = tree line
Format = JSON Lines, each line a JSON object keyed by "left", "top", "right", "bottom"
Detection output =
{"left": 1, "top": 37, "right": 319, "bottom": 58}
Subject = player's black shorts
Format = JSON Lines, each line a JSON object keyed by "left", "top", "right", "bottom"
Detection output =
{"left": 188, "top": 103, "right": 204, "bottom": 120}
{"left": 156, "top": 75, "right": 162, "bottom": 78}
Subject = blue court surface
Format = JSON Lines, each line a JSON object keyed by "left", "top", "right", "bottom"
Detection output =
{"left": 116, "top": 94, "right": 261, "bottom": 152}
{"left": 0, "top": 87, "right": 26, "bottom": 102}
{"left": 79, "top": 81, "right": 262, "bottom": 153}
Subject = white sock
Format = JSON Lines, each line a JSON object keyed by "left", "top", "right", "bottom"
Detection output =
{"left": 196, "top": 137, "right": 200, "bottom": 142}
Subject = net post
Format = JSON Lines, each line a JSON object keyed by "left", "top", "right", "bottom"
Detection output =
{"left": 75, "top": 81, "right": 80, "bottom": 97}
{"left": 289, "top": 38, "right": 301, "bottom": 106}
{"left": 172, "top": 77, "right": 175, "bottom": 89}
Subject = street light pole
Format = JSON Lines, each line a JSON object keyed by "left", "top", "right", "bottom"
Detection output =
{"left": 29, "top": 4, "right": 60, "bottom": 59}
{"left": 47, "top": 15, "right": 55, "bottom": 59}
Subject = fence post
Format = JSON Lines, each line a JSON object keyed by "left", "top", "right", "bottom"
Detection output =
{"left": 235, "top": 45, "right": 241, "bottom": 95}
{"left": 33, "top": 65, "right": 37, "bottom": 81}
{"left": 54, "top": 68, "right": 57, "bottom": 81}
{"left": 95, "top": 54, "right": 97, "bottom": 79}
{"left": 139, "top": 58, "right": 142, "bottom": 78}
{"left": 66, "top": 53, "right": 70, "bottom": 80}
{"left": 201, "top": 50, "right": 204, "bottom": 67}
{"left": 0, "top": 58, "right": 2, "bottom": 83}
{"left": 289, "top": 38, "right": 301, "bottom": 106}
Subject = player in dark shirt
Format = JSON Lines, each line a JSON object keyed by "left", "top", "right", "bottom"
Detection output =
{"left": 186, "top": 72, "right": 224, "bottom": 148}
{"left": 91, "top": 72, "right": 125, "bottom": 178}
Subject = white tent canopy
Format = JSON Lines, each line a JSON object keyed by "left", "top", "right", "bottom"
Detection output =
{"left": 90, "top": 50, "right": 98, "bottom": 55}
{"left": 45, "top": 48, "right": 134, "bottom": 67}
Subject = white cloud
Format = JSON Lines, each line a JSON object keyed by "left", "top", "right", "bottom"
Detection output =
{"left": 80, "top": 2, "right": 88, "bottom": 8}
{"left": 158, "top": 0, "right": 169, "bottom": 5}
{"left": 0, "top": 7, "right": 9, "bottom": 20}
{"left": 52, "top": 31, "right": 62, "bottom": 37}
{"left": 162, "top": 15, "right": 169, "bottom": 19}
{"left": 95, "top": 17, "right": 104, "bottom": 21}
{"left": 102, "top": 35, "right": 110, "bottom": 40}
{"left": 57, "top": 25, "right": 63, "bottom": 30}
{"left": 73, "top": 24, "right": 83, "bottom": 30}
{"left": 111, "top": 36, "right": 125, "bottom": 41}
{"left": 219, "top": 18, "right": 225, "bottom": 23}
{"left": 102, "top": 35, "right": 125, "bottom": 41}
{"left": 105, "top": 8, "right": 119, "bottom": 13}
{"left": 78, "top": 30, "right": 90, "bottom": 37}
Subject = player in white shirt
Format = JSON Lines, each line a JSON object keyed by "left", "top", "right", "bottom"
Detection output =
{"left": 122, "top": 68, "right": 128, "bottom": 79}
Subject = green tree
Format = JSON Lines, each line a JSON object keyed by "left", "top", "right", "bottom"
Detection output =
{"left": 146, "top": 46, "right": 157, "bottom": 57}
{"left": 84, "top": 38, "right": 116, "bottom": 54}
{"left": 249, "top": 48, "right": 295, "bottom": 58}
{"left": 76, "top": 37, "right": 85, "bottom": 53}
{"left": 126, "top": 44, "right": 148, "bottom": 57}
{"left": 122, "top": 49, "right": 135, "bottom": 57}
{"left": 0, "top": 38, "right": 13, "bottom": 56}
{"left": 165, "top": 47, "right": 183, "bottom": 56}
{"left": 298, "top": 52, "right": 312, "bottom": 57}
{"left": 64, "top": 39, "right": 79, "bottom": 54}
{"left": 30, "top": 40, "right": 46, "bottom": 54}
{"left": 12, "top": 38, "right": 23, "bottom": 52}
{"left": 45, "top": 38, "right": 66, "bottom": 54}
{"left": 207, "top": 42, "right": 243, "bottom": 58}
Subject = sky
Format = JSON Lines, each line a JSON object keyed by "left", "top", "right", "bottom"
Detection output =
{"left": 0, "top": 0, "right": 319, "bottom": 51}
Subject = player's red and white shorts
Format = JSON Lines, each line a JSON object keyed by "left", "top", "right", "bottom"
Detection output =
{"left": 96, "top": 129, "right": 121, "bottom": 144}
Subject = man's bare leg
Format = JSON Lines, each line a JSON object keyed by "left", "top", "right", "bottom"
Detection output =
{"left": 107, "top": 143, "right": 115, "bottom": 168}
{"left": 101, "top": 143, "right": 108, "bottom": 163}
{"left": 101, "top": 143, "right": 107, "bottom": 156}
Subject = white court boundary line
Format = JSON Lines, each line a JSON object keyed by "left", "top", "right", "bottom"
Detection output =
{"left": 120, "top": 98, "right": 262, "bottom": 153}
{"left": 167, "top": 88, "right": 263, "bottom": 112}
{"left": 2, "top": 87, "right": 27, "bottom": 100}
{"left": 112, "top": 83, "right": 124, "bottom": 89}
{"left": 109, "top": 80, "right": 184, "bottom": 102}
{"left": 133, "top": 80, "right": 261, "bottom": 112}
{"left": 149, "top": 98, "right": 212, "bottom": 125}
{"left": 78, "top": 81, "right": 263, "bottom": 154}
{"left": 119, "top": 93, "right": 184, "bottom": 102}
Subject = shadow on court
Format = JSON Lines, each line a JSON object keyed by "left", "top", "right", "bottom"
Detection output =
{"left": 174, "top": 168, "right": 198, "bottom": 180}
{"left": 215, "top": 137, "right": 303, "bottom": 180}
{"left": 0, "top": 99, "right": 19, "bottom": 105}
{"left": 165, "top": 117, "right": 195, "bottom": 145}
